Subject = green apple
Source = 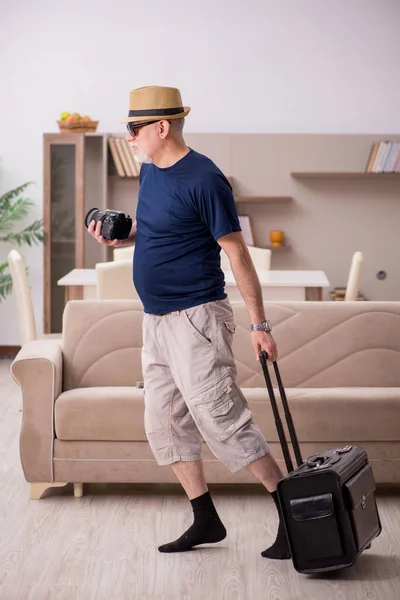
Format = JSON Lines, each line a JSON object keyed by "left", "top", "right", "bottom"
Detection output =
{"left": 60, "top": 111, "right": 70, "bottom": 121}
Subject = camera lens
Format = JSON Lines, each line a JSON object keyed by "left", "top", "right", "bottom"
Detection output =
{"left": 85, "top": 207, "right": 102, "bottom": 228}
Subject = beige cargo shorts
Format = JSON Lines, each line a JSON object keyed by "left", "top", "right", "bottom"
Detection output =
{"left": 141, "top": 298, "right": 270, "bottom": 473}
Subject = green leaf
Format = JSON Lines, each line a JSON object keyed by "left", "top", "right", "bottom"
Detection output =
{"left": 0, "top": 182, "right": 33, "bottom": 208}
{"left": 0, "top": 198, "right": 37, "bottom": 233}
{"left": 0, "top": 220, "right": 44, "bottom": 246}
{"left": 0, "top": 270, "right": 13, "bottom": 301}
{"left": 0, "top": 180, "right": 43, "bottom": 303}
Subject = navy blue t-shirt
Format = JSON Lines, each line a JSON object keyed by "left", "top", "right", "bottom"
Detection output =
{"left": 133, "top": 148, "right": 241, "bottom": 314}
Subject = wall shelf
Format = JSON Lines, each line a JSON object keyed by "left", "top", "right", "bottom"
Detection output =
{"left": 264, "top": 244, "right": 290, "bottom": 251}
{"left": 108, "top": 174, "right": 139, "bottom": 182}
{"left": 234, "top": 195, "right": 293, "bottom": 203}
{"left": 291, "top": 172, "right": 400, "bottom": 179}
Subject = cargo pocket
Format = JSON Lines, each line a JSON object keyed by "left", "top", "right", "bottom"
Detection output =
{"left": 224, "top": 320, "right": 236, "bottom": 334}
{"left": 191, "top": 373, "right": 252, "bottom": 442}
{"left": 183, "top": 307, "right": 212, "bottom": 346}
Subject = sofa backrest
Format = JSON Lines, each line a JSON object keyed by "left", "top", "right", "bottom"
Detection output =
{"left": 62, "top": 300, "right": 144, "bottom": 391}
{"left": 62, "top": 300, "right": 400, "bottom": 390}
{"left": 232, "top": 301, "right": 400, "bottom": 387}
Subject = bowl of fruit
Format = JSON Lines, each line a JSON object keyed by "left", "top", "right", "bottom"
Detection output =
{"left": 58, "top": 112, "right": 99, "bottom": 133}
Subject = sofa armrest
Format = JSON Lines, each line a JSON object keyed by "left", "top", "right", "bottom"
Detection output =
{"left": 10, "top": 340, "right": 63, "bottom": 483}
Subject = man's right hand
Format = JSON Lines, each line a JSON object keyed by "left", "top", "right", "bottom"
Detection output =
{"left": 87, "top": 219, "right": 137, "bottom": 247}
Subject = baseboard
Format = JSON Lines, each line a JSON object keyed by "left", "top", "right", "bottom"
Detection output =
{"left": 0, "top": 346, "right": 20, "bottom": 359}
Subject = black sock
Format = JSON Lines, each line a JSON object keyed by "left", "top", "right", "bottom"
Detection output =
{"left": 158, "top": 491, "right": 226, "bottom": 553}
{"left": 261, "top": 490, "right": 291, "bottom": 560}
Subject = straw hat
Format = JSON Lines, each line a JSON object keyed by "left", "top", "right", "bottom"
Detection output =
{"left": 120, "top": 85, "right": 191, "bottom": 124}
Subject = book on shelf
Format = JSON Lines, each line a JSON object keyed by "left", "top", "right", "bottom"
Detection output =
{"left": 115, "top": 139, "right": 133, "bottom": 177}
{"left": 122, "top": 138, "right": 140, "bottom": 177}
{"left": 108, "top": 137, "right": 140, "bottom": 177}
{"left": 123, "top": 141, "right": 140, "bottom": 177}
{"left": 108, "top": 138, "right": 125, "bottom": 177}
{"left": 366, "top": 140, "right": 400, "bottom": 173}
{"left": 238, "top": 215, "right": 254, "bottom": 246}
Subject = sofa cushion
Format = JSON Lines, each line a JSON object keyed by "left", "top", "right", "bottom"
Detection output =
{"left": 55, "top": 387, "right": 145, "bottom": 441}
{"left": 55, "top": 386, "right": 400, "bottom": 443}
{"left": 248, "top": 387, "right": 400, "bottom": 442}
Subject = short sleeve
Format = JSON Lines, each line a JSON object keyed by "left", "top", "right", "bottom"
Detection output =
{"left": 194, "top": 174, "right": 241, "bottom": 240}
{"left": 139, "top": 162, "right": 150, "bottom": 184}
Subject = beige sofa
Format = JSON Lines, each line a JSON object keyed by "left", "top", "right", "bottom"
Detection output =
{"left": 11, "top": 300, "right": 400, "bottom": 499}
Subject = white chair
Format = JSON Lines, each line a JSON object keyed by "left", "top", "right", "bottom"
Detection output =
{"left": 345, "top": 251, "right": 364, "bottom": 301}
{"left": 7, "top": 250, "right": 62, "bottom": 345}
{"left": 220, "top": 245, "right": 272, "bottom": 271}
{"left": 95, "top": 259, "right": 139, "bottom": 300}
{"left": 113, "top": 245, "right": 134, "bottom": 261}
{"left": 248, "top": 245, "right": 272, "bottom": 270}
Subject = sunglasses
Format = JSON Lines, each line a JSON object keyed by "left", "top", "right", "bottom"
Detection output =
{"left": 126, "top": 120, "right": 162, "bottom": 137}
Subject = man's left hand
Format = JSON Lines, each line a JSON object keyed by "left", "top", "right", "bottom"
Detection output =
{"left": 251, "top": 330, "right": 278, "bottom": 362}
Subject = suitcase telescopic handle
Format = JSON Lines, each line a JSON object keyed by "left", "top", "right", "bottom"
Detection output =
{"left": 259, "top": 351, "right": 304, "bottom": 473}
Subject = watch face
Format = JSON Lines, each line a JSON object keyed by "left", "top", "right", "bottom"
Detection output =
{"left": 262, "top": 320, "right": 271, "bottom": 332}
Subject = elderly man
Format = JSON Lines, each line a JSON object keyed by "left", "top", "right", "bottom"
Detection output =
{"left": 87, "top": 85, "right": 290, "bottom": 560}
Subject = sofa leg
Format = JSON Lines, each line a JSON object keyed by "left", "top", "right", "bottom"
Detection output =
{"left": 30, "top": 482, "right": 68, "bottom": 500}
{"left": 74, "top": 483, "right": 84, "bottom": 498}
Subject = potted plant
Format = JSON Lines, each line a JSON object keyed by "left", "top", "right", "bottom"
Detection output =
{"left": 0, "top": 182, "right": 44, "bottom": 301}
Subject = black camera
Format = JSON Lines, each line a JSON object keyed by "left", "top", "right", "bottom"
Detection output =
{"left": 85, "top": 207, "right": 133, "bottom": 241}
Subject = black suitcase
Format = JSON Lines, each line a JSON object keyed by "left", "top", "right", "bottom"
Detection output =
{"left": 259, "top": 351, "right": 382, "bottom": 574}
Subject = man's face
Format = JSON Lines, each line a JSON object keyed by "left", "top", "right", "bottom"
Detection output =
{"left": 125, "top": 120, "right": 168, "bottom": 164}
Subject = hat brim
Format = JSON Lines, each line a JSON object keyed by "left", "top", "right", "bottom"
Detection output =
{"left": 120, "top": 107, "right": 191, "bottom": 124}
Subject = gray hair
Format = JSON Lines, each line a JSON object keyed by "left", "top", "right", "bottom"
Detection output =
{"left": 170, "top": 118, "right": 185, "bottom": 134}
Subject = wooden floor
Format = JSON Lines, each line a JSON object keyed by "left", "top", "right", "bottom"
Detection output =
{"left": 1, "top": 359, "right": 400, "bottom": 600}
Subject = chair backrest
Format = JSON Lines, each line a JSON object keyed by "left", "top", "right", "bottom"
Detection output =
{"left": 220, "top": 249, "right": 231, "bottom": 271}
{"left": 345, "top": 251, "right": 363, "bottom": 301}
{"left": 7, "top": 249, "right": 37, "bottom": 345}
{"left": 248, "top": 246, "right": 272, "bottom": 270}
{"left": 113, "top": 245, "right": 135, "bottom": 261}
{"left": 95, "top": 259, "right": 139, "bottom": 299}
{"left": 220, "top": 245, "right": 272, "bottom": 271}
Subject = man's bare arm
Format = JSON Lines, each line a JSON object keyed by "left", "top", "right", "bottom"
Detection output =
{"left": 218, "top": 231, "right": 277, "bottom": 361}
{"left": 217, "top": 231, "right": 265, "bottom": 324}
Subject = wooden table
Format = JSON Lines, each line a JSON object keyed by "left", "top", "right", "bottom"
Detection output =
{"left": 57, "top": 269, "right": 97, "bottom": 302}
{"left": 57, "top": 268, "right": 330, "bottom": 303}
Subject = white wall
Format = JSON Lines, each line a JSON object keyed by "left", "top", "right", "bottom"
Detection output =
{"left": 1, "top": 0, "right": 399, "bottom": 344}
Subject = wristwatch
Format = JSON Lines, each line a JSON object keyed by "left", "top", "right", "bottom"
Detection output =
{"left": 251, "top": 319, "right": 272, "bottom": 332}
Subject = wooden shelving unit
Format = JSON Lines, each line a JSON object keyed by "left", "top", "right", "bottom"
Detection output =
{"left": 291, "top": 172, "right": 400, "bottom": 179}
{"left": 108, "top": 174, "right": 139, "bottom": 182}
{"left": 43, "top": 132, "right": 141, "bottom": 333}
